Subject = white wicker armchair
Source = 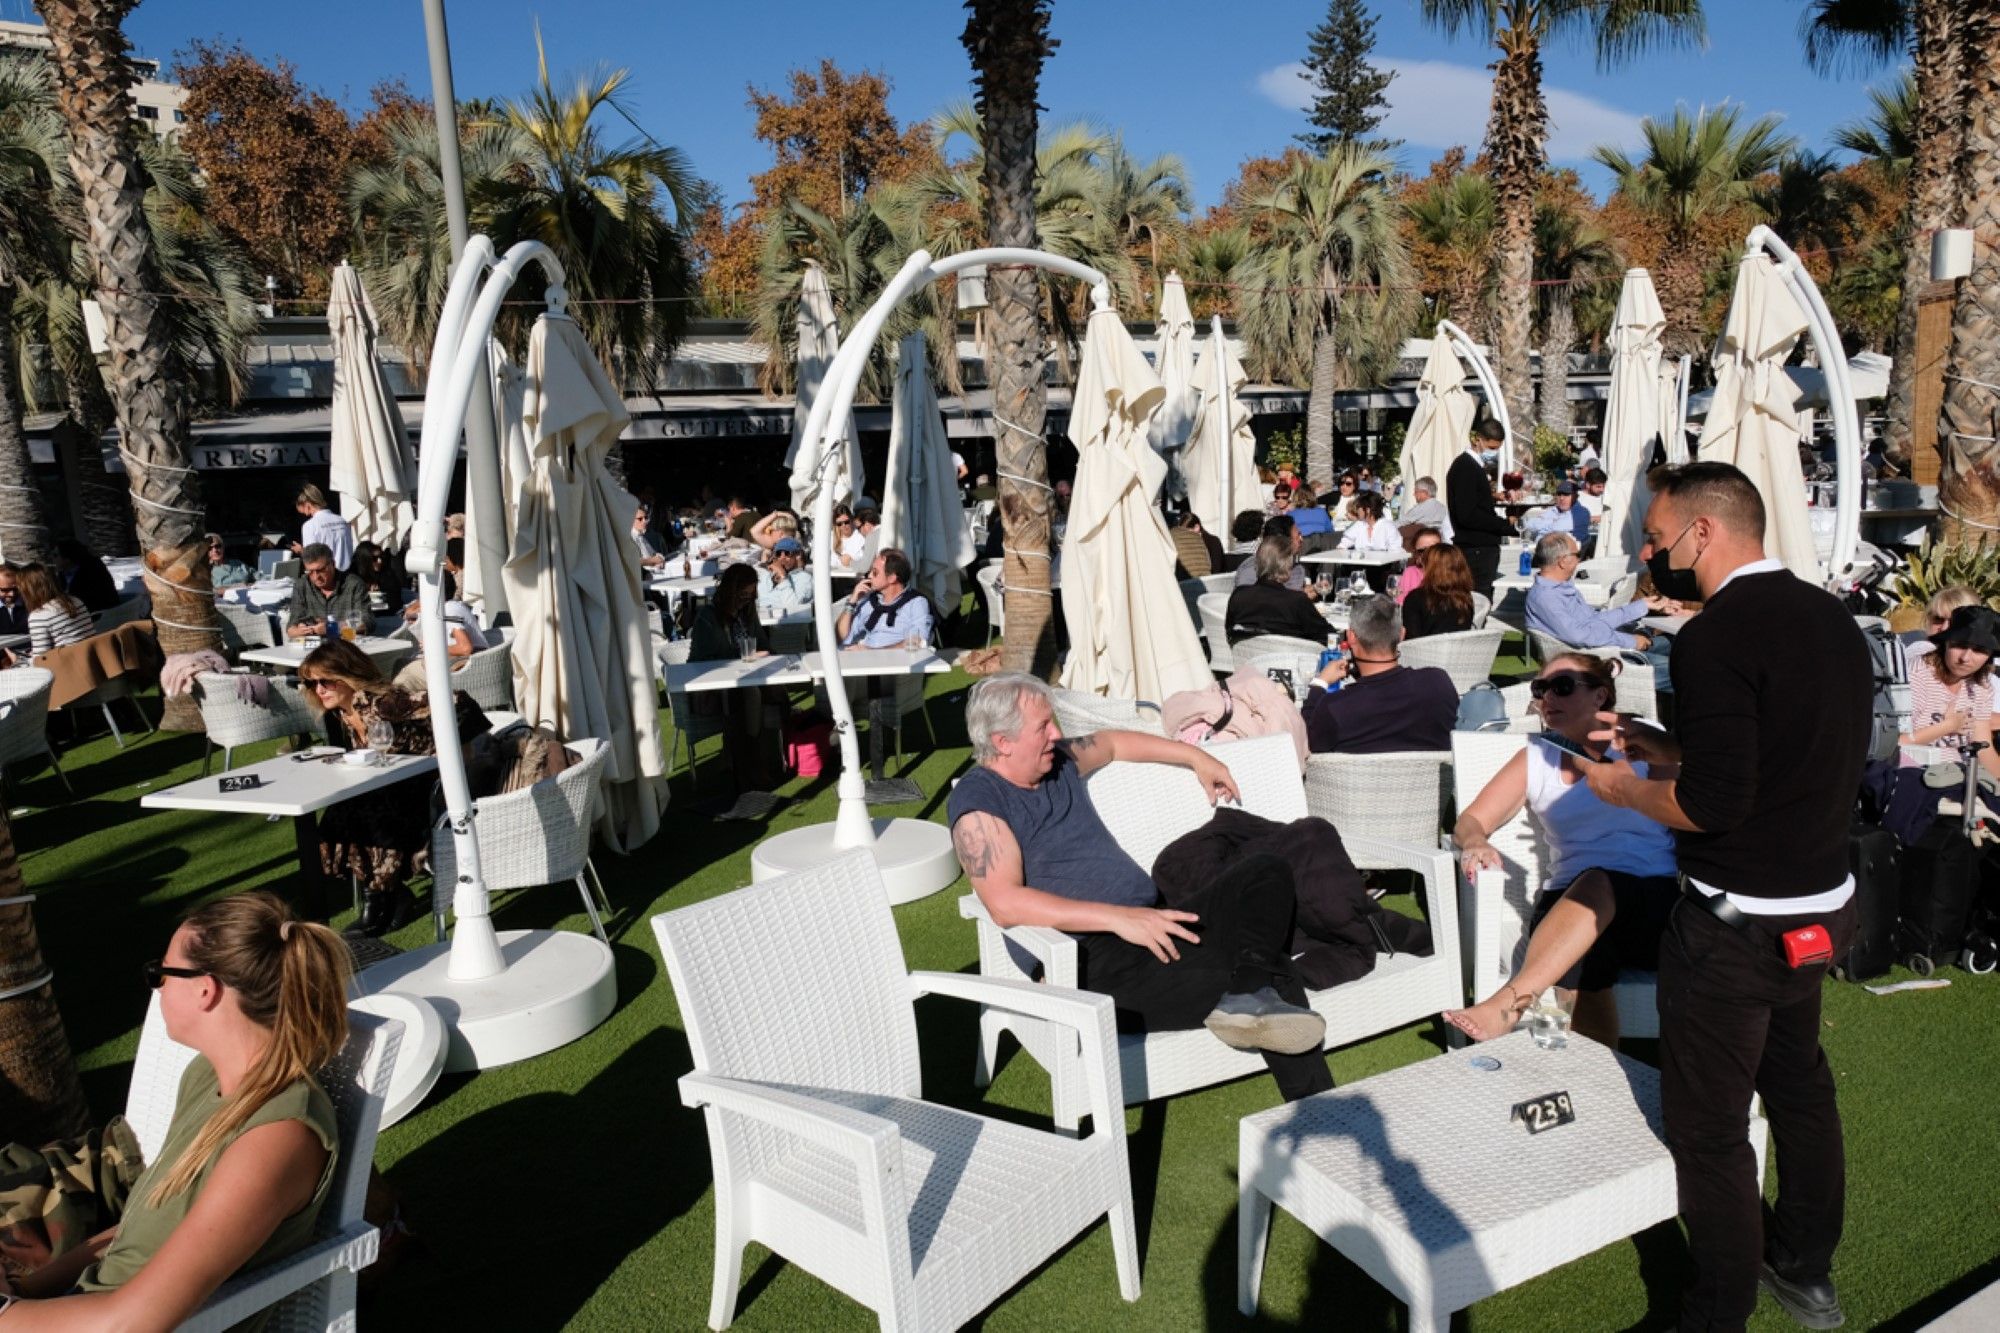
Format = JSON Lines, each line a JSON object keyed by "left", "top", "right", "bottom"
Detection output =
{"left": 654, "top": 850, "right": 1139, "bottom": 1330}
{"left": 124, "top": 995, "right": 402, "bottom": 1333}
{"left": 1397, "top": 627, "right": 1504, "bottom": 693}
{"left": 1051, "top": 688, "right": 1164, "bottom": 737}
{"left": 1197, "top": 593, "right": 1234, "bottom": 673}
{"left": 960, "top": 734, "right": 1461, "bottom": 1130}
{"left": 215, "top": 603, "right": 280, "bottom": 654}
{"left": 193, "top": 673, "right": 325, "bottom": 774}
{"left": 1302, "top": 750, "right": 1453, "bottom": 860}
{"left": 1229, "top": 632, "right": 1329, "bottom": 663}
{"left": 1470, "top": 592, "right": 1492, "bottom": 627}
{"left": 450, "top": 641, "right": 515, "bottom": 712}
{"left": 975, "top": 561, "right": 1004, "bottom": 646}
{"left": 659, "top": 639, "right": 727, "bottom": 788}
{"left": 430, "top": 738, "right": 612, "bottom": 943}
{"left": 1241, "top": 652, "right": 1321, "bottom": 704}
{"left": 1523, "top": 631, "right": 1659, "bottom": 718}
{"left": 1450, "top": 732, "right": 1657, "bottom": 1038}
{"left": 0, "top": 667, "right": 69, "bottom": 794}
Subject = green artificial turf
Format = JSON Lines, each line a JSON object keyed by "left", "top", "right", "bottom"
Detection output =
{"left": 11, "top": 655, "right": 2000, "bottom": 1331}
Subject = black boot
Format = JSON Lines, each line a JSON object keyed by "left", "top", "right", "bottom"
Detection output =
{"left": 355, "top": 887, "right": 418, "bottom": 938}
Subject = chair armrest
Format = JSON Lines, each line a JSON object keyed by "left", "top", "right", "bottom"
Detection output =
{"left": 957, "top": 895, "right": 1080, "bottom": 986}
{"left": 1343, "top": 835, "right": 1462, "bottom": 969}
{"left": 179, "top": 1223, "right": 378, "bottom": 1333}
{"left": 909, "top": 972, "right": 1126, "bottom": 1136}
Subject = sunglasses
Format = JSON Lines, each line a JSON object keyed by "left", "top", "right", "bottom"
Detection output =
{"left": 1528, "top": 673, "right": 1602, "bottom": 700}
{"left": 144, "top": 959, "right": 208, "bottom": 989}
{"left": 834, "top": 519, "right": 854, "bottom": 528}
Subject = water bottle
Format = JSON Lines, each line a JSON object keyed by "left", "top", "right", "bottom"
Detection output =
{"left": 1519, "top": 550, "right": 1532, "bottom": 576}
{"left": 326, "top": 614, "right": 339, "bottom": 641}
{"left": 1317, "top": 645, "right": 1344, "bottom": 692}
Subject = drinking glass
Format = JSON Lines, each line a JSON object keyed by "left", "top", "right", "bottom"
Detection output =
{"left": 902, "top": 631, "right": 925, "bottom": 654}
{"left": 1525, "top": 987, "right": 1576, "bottom": 1050}
{"left": 1316, "top": 572, "right": 1334, "bottom": 601}
{"left": 736, "top": 630, "right": 757, "bottom": 663}
{"left": 364, "top": 718, "right": 395, "bottom": 761}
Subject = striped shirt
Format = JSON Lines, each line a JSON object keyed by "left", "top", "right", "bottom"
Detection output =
{"left": 29, "top": 601, "right": 95, "bottom": 655}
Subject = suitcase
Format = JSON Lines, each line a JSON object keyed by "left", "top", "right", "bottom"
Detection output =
{"left": 1894, "top": 821, "right": 1983, "bottom": 973}
{"left": 1833, "top": 821, "right": 1898, "bottom": 982}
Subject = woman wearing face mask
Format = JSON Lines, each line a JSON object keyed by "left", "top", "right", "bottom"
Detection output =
{"left": 1443, "top": 653, "right": 1680, "bottom": 1046}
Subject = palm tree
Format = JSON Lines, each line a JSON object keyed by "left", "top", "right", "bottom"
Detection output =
{"left": 1532, "top": 201, "right": 1618, "bottom": 434}
{"left": 1593, "top": 105, "right": 1795, "bottom": 355}
{"left": 1937, "top": 1, "right": 2000, "bottom": 536}
{"left": 1405, "top": 170, "right": 1496, "bottom": 341}
{"left": 1833, "top": 73, "right": 1916, "bottom": 187}
{"left": 35, "top": 0, "right": 224, "bottom": 722}
{"left": 1755, "top": 150, "right": 1871, "bottom": 276}
{"left": 1238, "top": 145, "right": 1418, "bottom": 484}
{"left": 1177, "top": 222, "right": 1251, "bottom": 321}
{"left": 1802, "top": 0, "right": 1964, "bottom": 467}
{"left": 961, "top": 0, "right": 1060, "bottom": 676}
{"left": 0, "top": 809, "right": 89, "bottom": 1146}
{"left": 1091, "top": 138, "right": 1192, "bottom": 306}
{"left": 0, "top": 58, "right": 67, "bottom": 566}
{"left": 1420, "top": 0, "right": 1707, "bottom": 432}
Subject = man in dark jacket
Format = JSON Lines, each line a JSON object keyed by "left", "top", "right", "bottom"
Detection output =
{"left": 1447, "top": 420, "right": 1516, "bottom": 596}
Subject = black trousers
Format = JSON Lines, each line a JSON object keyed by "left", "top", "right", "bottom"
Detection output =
{"left": 1658, "top": 893, "right": 1857, "bottom": 1332}
{"left": 1078, "top": 853, "right": 1333, "bottom": 1102}
{"left": 1462, "top": 542, "right": 1501, "bottom": 597}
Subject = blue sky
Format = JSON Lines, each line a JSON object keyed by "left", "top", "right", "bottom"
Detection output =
{"left": 117, "top": 0, "right": 1898, "bottom": 212}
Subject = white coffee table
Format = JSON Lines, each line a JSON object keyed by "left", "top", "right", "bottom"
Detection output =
{"left": 1238, "top": 1032, "right": 1768, "bottom": 1329}
{"left": 1302, "top": 550, "right": 1407, "bottom": 571}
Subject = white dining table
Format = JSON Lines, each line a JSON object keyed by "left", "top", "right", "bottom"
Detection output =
{"left": 241, "top": 636, "right": 414, "bottom": 675}
{"left": 1301, "top": 549, "right": 1408, "bottom": 570}
{"left": 217, "top": 579, "right": 294, "bottom": 612}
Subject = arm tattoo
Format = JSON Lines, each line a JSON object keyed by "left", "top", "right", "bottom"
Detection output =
{"left": 1066, "top": 732, "right": 1103, "bottom": 761}
{"left": 953, "top": 814, "right": 998, "bottom": 879}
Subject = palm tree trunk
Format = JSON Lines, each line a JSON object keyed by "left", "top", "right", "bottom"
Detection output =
{"left": 1939, "top": 1, "right": 2000, "bottom": 541}
{"left": 1657, "top": 238, "right": 1709, "bottom": 360}
{"left": 1539, "top": 293, "right": 1575, "bottom": 436}
{"left": 1484, "top": 37, "right": 1544, "bottom": 435}
{"left": 1885, "top": 3, "right": 1966, "bottom": 469}
{"left": 0, "top": 286, "right": 59, "bottom": 566}
{"left": 36, "top": 0, "right": 219, "bottom": 729}
{"left": 1305, "top": 329, "right": 1339, "bottom": 484}
{"left": 965, "top": 0, "right": 1058, "bottom": 677}
{"left": 0, "top": 809, "right": 90, "bottom": 1147}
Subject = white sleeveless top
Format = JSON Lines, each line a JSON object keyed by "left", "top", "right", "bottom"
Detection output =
{"left": 1525, "top": 735, "right": 1678, "bottom": 890}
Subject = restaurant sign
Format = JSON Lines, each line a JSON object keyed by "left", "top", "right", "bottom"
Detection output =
{"left": 635, "top": 413, "right": 791, "bottom": 440}
{"left": 104, "top": 441, "right": 334, "bottom": 472}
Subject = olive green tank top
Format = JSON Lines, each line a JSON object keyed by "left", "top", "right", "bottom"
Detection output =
{"left": 82, "top": 1055, "right": 339, "bottom": 1306}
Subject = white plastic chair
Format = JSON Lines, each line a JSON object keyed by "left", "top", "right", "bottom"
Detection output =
{"left": 430, "top": 736, "right": 611, "bottom": 943}
{"left": 192, "top": 673, "right": 325, "bottom": 774}
{"left": 960, "top": 734, "right": 1460, "bottom": 1129}
{"left": 0, "top": 667, "right": 71, "bottom": 794}
{"left": 1197, "top": 593, "right": 1234, "bottom": 674}
{"left": 654, "top": 850, "right": 1140, "bottom": 1330}
{"left": 975, "top": 561, "right": 1004, "bottom": 647}
{"left": 123, "top": 995, "right": 402, "bottom": 1333}
{"left": 1050, "top": 688, "right": 1164, "bottom": 737}
{"left": 1450, "top": 732, "right": 1658, "bottom": 1038}
{"left": 659, "top": 639, "right": 727, "bottom": 788}
{"left": 1302, "top": 750, "right": 1453, "bottom": 860}
{"left": 1397, "top": 627, "right": 1504, "bottom": 693}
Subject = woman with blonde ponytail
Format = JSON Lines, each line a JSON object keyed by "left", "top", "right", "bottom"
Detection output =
{"left": 0, "top": 892, "right": 352, "bottom": 1328}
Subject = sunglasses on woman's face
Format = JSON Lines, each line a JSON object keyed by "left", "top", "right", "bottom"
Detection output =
{"left": 144, "top": 959, "right": 208, "bottom": 989}
{"left": 1529, "top": 673, "right": 1598, "bottom": 700}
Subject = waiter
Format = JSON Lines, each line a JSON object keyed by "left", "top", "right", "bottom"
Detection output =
{"left": 1446, "top": 419, "right": 1513, "bottom": 597}
{"left": 1584, "top": 462, "right": 1869, "bottom": 1332}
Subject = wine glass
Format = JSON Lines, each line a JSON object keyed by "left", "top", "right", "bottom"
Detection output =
{"left": 1315, "top": 572, "right": 1334, "bottom": 601}
{"left": 364, "top": 718, "right": 395, "bottom": 761}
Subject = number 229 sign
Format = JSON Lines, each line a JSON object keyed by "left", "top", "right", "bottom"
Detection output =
{"left": 1512, "top": 1091, "right": 1576, "bottom": 1135}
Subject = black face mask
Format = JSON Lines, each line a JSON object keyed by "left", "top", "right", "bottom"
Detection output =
{"left": 1646, "top": 520, "right": 1702, "bottom": 603}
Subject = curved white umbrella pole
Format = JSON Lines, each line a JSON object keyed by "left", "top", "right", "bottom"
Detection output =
{"left": 1436, "top": 320, "right": 1514, "bottom": 477}
{"left": 793, "top": 247, "right": 1107, "bottom": 854}
{"left": 1743, "top": 226, "right": 1861, "bottom": 582}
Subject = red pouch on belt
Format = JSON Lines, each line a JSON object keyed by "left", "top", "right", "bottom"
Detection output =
{"left": 1781, "top": 924, "right": 1834, "bottom": 968}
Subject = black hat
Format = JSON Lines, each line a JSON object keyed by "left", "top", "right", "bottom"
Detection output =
{"left": 1931, "top": 605, "right": 2000, "bottom": 656}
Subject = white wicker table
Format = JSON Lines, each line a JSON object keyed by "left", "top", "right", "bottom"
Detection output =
{"left": 1239, "top": 1031, "right": 1767, "bottom": 1329}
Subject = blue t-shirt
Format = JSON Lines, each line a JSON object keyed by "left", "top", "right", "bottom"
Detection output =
{"left": 1290, "top": 506, "right": 1332, "bottom": 537}
{"left": 947, "top": 747, "right": 1157, "bottom": 910}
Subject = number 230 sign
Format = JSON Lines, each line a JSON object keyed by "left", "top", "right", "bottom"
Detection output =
{"left": 1512, "top": 1091, "right": 1576, "bottom": 1135}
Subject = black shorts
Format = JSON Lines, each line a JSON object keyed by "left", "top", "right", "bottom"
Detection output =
{"left": 1528, "top": 869, "right": 1677, "bottom": 992}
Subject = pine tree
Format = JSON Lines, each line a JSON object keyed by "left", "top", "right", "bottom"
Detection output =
{"left": 1295, "top": 0, "right": 1398, "bottom": 154}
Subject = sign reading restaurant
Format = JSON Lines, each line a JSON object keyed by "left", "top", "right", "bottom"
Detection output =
{"left": 103, "top": 441, "right": 334, "bottom": 472}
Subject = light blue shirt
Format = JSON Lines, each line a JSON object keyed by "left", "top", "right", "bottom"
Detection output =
{"left": 841, "top": 588, "right": 934, "bottom": 648}
{"left": 1524, "top": 575, "right": 1650, "bottom": 650}
{"left": 755, "top": 565, "right": 813, "bottom": 613}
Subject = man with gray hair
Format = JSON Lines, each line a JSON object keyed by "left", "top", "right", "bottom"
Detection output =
{"left": 948, "top": 673, "right": 1335, "bottom": 1100}
{"left": 1302, "top": 595, "right": 1458, "bottom": 754}
{"left": 1523, "top": 531, "right": 1677, "bottom": 686}
{"left": 284, "top": 542, "right": 370, "bottom": 639}
{"left": 1400, "top": 476, "right": 1450, "bottom": 537}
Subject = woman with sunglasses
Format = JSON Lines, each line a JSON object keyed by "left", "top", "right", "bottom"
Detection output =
{"left": 830, "top": 505, "right": 866, "bottom": 569}
{"left": 1443, "top": 652, "right": 1679, "bottom": 1046}
{"left": 0, "top": 892, "right": 350, "bottom": 1326}
{"left": 297, "top": 639, "right": 490, "bottom": 936}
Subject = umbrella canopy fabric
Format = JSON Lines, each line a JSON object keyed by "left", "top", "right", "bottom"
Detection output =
{"left": 1399, "top": 338, "right": 1476, "bottom": 513}
{"left": 1684, "top": 350, "right": 1891, "bottom": 421}
{"left": 1181, "top": 325, "right": 1261, "bottom": 541}
{"left": 507, "top": 312, "right": 668, "bottom": 851}
{"left": 1150, "top": 273, "right": 1197, "bottom": 455}
{"left": 881, "top": 331, "right": 976, "bottom": 610}
{"left": 785, "top": 260, "right": 862, "bottom": 511}
{"left": 1059, "top": 302, "right": 1212, "bottom": 702}
{"left": 326, "top": 261, "right": 416, "bottom": 548}
{"left": 1697, "top": 253, "right": 1820, "bottom": 580}
{"left": 461, "top": 343, "right": 526, "bottom": 618}
{"left": 1596, "top": 269, "right": 1668, "bottom": 569}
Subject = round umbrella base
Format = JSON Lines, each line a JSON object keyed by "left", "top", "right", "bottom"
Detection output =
{"left": 354, "top": 930, "right": 616, "bottom": 1073}
{"left": 751, "top": 818, "right": 959, "bottom": 905}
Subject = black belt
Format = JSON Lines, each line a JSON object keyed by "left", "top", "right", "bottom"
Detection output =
{"left": 1678, "top": 875, "right": 1754, "bottom": 931}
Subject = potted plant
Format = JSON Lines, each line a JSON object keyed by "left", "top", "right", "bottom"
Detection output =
{"left": 1884, "top": 534, "right": 2000, "bottom": 633}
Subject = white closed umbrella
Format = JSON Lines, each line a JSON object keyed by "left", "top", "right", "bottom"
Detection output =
{"left": 460, "top": 343, "right": 526, "bottom": 619}
{"left": 1597, "top": 269, "right": 1668, "bottom": 569}
{"left": 1697, "top": 252, "right": 1820, "bottom": 580}
{"left": 506, "top": 312, "right": 668, "bottom": 851}
{"left": 1400, "top": 337, "right": 1476, "bottom": 512}
{"left": 881, "top": 331, "right": 976, "bottom": 610}
{"left": 1059, "top": 294, "right": 1211, "bottom": 701}
{"left": 326, "top": 261, "right": 416, "bottom": 549}
{"left": 785, "top": 260, "right": 861, "bottom": 511}
{"left": 1182, "top": 320, "right": 1260, "bottom": 541}
{"left": 1150, "top": 272, "right": 1197, "bottom": 456}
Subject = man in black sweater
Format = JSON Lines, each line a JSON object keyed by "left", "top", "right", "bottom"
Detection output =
{"left": 1446, "top": 420, "right": 1515, "bottom": 596}
{"left": 1585, "top": 463, "right": 1870, "bottom": 1333}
